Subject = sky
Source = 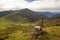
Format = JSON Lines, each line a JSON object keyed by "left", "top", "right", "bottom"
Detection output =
{"left": 0, "top": 0, "right": 60, "bottom": 12}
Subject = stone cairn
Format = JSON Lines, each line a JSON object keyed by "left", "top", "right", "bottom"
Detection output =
{"left": 30, "top": 26, "right": 47, "bottom": 40}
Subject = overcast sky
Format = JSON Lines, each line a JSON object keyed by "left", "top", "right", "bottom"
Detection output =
{"left": 0, "top": 0, "right": 60, "bottom": 12}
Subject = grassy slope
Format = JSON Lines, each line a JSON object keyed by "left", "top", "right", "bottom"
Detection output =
{"left": 0, "top": 18, "right": 11, "bottom": 29}
{"left": 0, "top": 14, "right": 29, "bottom": 29}
{"left": 0, "top": 17, "right": 60, "bottom": 40}
{"left": 0, "top": 17, "right": 34, "bottom": 40}
{"left": 0, "top": 18, "right": 60, "bottom": 40}
{"left": 44, "top": 26, "right": 60, "bottom": 40}
{"left": 5, "top": 26, "right": 60, "bottom": 40}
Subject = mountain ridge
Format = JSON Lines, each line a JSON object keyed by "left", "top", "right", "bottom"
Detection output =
{"left": 0, "top": 8, "right": 60, "bottom": 22}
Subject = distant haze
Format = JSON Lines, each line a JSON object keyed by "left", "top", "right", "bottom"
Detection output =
{"left": 0, "top": 0, "right": 60, "bottom": 12}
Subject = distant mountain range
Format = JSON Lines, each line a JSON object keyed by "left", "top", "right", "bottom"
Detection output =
{"left": 36, "top": 12, "right": 60, "bottom": 18}
{"left": 0, "top": 8, "right": 60, "bottom": 22}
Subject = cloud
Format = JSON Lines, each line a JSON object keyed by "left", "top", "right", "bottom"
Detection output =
{"left": 0, "top": 0, "right": 29, "bottom": 10}
{"left": 0, "top": 0, "right": 60, "bottom": 12}
{"left": 29, "top": 0, "right": 60, "bottom": 9}
{"left": 25, "top": 0, "right": 37, "bottom": 2}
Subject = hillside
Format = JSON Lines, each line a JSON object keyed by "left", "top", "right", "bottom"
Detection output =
{"left": 0, "top": 8, "right": 60, "bottom": 28}
{"left": 0, "top": 8, "right": 49, "bottom": 23}
{"left": 6, "top": 8, "right": 40, "bottom": 22}
{"left": 0, "top": 8, "right": 60, "bottom": 27}
{"left": 0, "top": 8, "right": 60, "bottom": 40}
{"left": 0, "top": 10, "right": 15, "bottom": 17}
{"left": 36, "top": 12, "right": 60, "bottom": 19}
{"left": 34, "top": 16, "right": 60, "bottom": 27}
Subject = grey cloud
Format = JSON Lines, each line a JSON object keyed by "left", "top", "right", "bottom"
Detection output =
{"left": 25, "top": 0, "right": 36, "bottom": 2}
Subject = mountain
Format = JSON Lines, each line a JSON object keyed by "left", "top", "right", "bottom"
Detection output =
{"left": 0, "top": 8, "right": 60, "bottom": 27}
{"left": 0, "top": 10, "right": 15, "bottom": 17}
{"left": 0, "top": 8, "right": 48, "bottom": 22}
{"left": 0, "top": 8, "right": 60, "bottom": 22}
{"left": 51, "top": 13, "right": 60, "bottom": 18}
{"left": 36, "top": 12, "right": 54, "bottom": 19}
{"left": 40, "top": 12, "right": 54, "bottom": 18}
{"left": 6, "top": 8, "right": 39, "bottom": 22}
{"left": 37, "top": 11, "right": 60, "bottom": 19}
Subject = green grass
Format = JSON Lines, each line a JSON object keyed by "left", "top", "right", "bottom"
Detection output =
{"left": 3, "top": 26, "right": 60, "bottom": 40}
{"left": 0, "top": 17, "right": 60, "bottom": 40}
{"left": 43, "top": 26, "right": 60, "bottom": 40}
{"left": 6, "top": 30, "right": 29, "bottom": 40}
